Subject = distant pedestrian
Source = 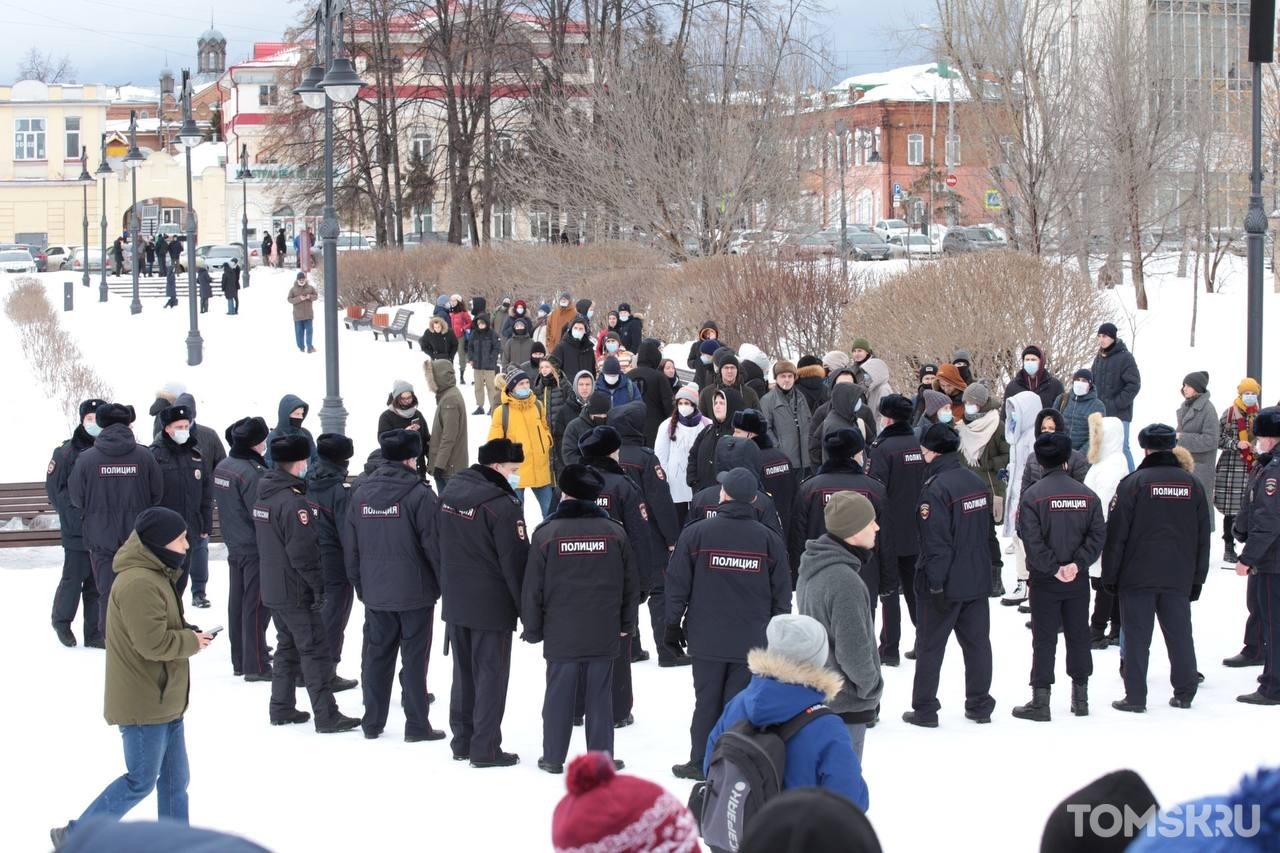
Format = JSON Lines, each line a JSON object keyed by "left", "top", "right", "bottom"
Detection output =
{"left": 143, "top": 239, "right": 155, "bottom": 277}
{"left": 112, "top": 237, "right": 124, "bottom": 275}
{"left": 288, "top": 272, "right": 317, "bottom": 353}
{"left": 261, "top": 234, "right": 273, "bottom": 267}
{"left": 156, "top": 235, "right": 169, "bottom": 278}
{"left": 167, "top": 235, "right": 181, "bottom": 269}
{"left": 163, "top": 268, "right": 178, "bottom": 308}
{"left": 197, "top": 266, "right": 212, "bottom": 313}
{"left": 221, "top": 259, "right": 241, "bottom": 315}
{"left": 298, "top": 227, "right": 313, "bottom": 273}
{"left": 276, "top": 228, "right": 288, "bottom": 268}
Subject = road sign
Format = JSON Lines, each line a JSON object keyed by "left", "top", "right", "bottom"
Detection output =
{"left": 984, "top": 190, "right": 1003, "bottom": 211}
{"left": 945, "top": 174, "right": 958, "bottom": 188}
{"left": 892, "top": 182, "right": 903, "bottom": 204}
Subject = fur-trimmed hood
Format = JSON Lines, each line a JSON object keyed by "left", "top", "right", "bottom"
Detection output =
{"left": 1172, "top": 445, "right": 1195, "bottom": 472}
{"left": 797, "top": 364, "right": 826, "bottom": 381}
{"left": 1087, "top": 412, "right": 1124, "bottom": 465}
{"left": 747, "top": 647, "right": 844, "bottom": 703}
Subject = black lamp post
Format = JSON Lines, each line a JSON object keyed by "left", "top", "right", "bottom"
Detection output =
{"left": 95, "top": 135, "right": 111, "bottom": 301}
{"left": 77, "top": 147, "right": 93, "bottom": 289}
{"left": 177, "top": 69, "right": 204, "bottom": 365}
{"left": 834, "top": 119, "right": 849, "bottom": 280}
{"left": 124, "top": 110, "right": 146, "bottom": 315}
{"left": 237, "top": 144, "right": 252, "bottom": 288}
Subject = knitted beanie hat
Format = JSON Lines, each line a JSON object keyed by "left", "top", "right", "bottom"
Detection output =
{"left": 551, "top": 752, "right": 699, "bottom": 852}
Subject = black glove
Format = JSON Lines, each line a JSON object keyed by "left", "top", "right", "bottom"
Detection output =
{"left": 664, "top": 623, "right": 687, "bottom": 655}
{"left": 930, "top": 589, "right": 949, "bottom": 613}
{"left": 1189, "top": 583, "right": 1202, "bottom": 602}
{"left": 433, "top": 467, "right": 445, "bottom": 482}
{"left": 520, "top": 630, "right": 543, "bottom": 644}
{"left": 997, "top": 468, "right": 1009, "bottom": 482}
{"left": 1090, "top": 577, "right": 1101, "bottom": 591}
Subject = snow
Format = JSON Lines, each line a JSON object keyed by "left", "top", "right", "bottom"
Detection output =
{"left": 3, "top": 257, "right": 1280, "bottom": 850}
{"left": 831, "top": 63, "right": 971, "bottom": 105}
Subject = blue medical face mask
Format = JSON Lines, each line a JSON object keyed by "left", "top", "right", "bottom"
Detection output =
{"left": 605, "top": 341, "right": 620, "bottom": 353}
{"left": 298, "top": 464, "right": 309, "bottom": 479}
{"left": 938, "top": 409, "right": 954, "bottom": 424}
{"left": 513, "top": 386, "right": 532, "bottom": 399}
{"left": 85, "top": 421, "right": 103, "bottom": 437}
{"left": 1023, "top": 360, "right": 1040, "bottom": 376}
{"left": 1243, "top": 393, "right": 1259, "bottom": 407}
{"left": 506, "top": 473, "right": 522, "bottom": 489}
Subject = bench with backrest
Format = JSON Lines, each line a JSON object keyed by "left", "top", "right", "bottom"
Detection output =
{"left": 0, "top": 481, "right": 225, "bottom": 548}
{"left": 344, "top": 302, "right": 380, "bottom": 331}
{"left": 372, "top": 308, "right": 414, "bottom": 343}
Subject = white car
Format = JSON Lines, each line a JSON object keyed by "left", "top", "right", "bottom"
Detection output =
{"left": 0, "top": 249, "right": 37, "bottom": 273}
{"left": 44, "top": 244, "right": 75, "bottom": 270}
{"left": 199, "top": 245, "right": 245, "bottom": 272}
{"left": 874, "top": 219, "right": 910, "bottom": 241}
{"left": 888, "top": 234, "right": 941, "bottom": 259}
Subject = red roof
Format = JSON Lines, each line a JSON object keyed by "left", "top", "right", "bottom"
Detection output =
{"left": 254, "top": 42, "right": 291, "bottom": 60}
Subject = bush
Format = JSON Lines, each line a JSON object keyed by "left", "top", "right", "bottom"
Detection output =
{"left": 336, "top": 243, "right": 462, "bottom": 307}
{"left": 849, "top": 252, "right": 1107, "bottom": 394}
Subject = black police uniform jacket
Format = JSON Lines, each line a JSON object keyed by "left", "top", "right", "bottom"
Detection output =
{"left": 150, "top": 432, "right": 213, "bottom": 539}
{"left": 212, "top": 450, "right": 267, "bottom": 557}
{"left": 344, "top": 462, "right": 442, "bottom": 612}
{"left": 582, "top": 455, "right": 655, "bottom": 581}
{"left": 437, "top": 465, "right": 530, "bottom": 632}
{"left": 46, "top": 426, "right": 96, "bottom": 550}
{"left": 1015, "top": 468, "right": 1106, "bottom": 598}
{"left": 609, "top": 402, "right": 681, "bottom": 581}
{"left": 916, "top": 452, "right": 995, "bottom": 602}
{"left": 306, "top": 458, "right": 350, "bottom": 561}
{"left": 1101, "top": 449, "right": 1211, "bottom": 595}
{"left": 521, "top": 500, "right": 639, "bottom": 660}
{"left": 255, "top": 469, "right": 324, "bottom": 610}
{"left": 756, "top": 437, "right": 799, "bottom": 535}
{"left": 1237, "top": 453, "right": 1280, "bottom": 575}
{"left": 790, "top": 459, "right": 894, "bottom": 595}
{"left": 69, "top": 423, "right": 163, "bottom": 553}
{"left": 687, "top": 484, "right": 783, "bottom": 537}
{"left": 866, "top": 422, "right": 928, "bottom": 561}
{"left": 666, "top": 500, "right": 791, "bottom": 662}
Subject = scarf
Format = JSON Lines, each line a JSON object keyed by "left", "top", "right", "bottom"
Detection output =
{"left": 391, "top": 404, "right": 418, "bottom": 419}
{"left": 959, "top": 409, "right": 1001, "bottom": 466}
{"left": 1233, "top": 401, "right": 1259, "bottom": 472}
{"left": 678, "top": 409, "right": 704, "bottom": 428}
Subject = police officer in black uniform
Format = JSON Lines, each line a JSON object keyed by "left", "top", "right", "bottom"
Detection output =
{"left": 607, "top": 401, "right": 684, "bottom": 666}
{"left": 437, "top": 437, "right": 529, "bottom": 767}
{"left": 686, "top": 436, "right": 784, "bottom": 535}
{"left": 344, "top": 429, "right": 443, "bottom": 742}
{"left": 790, "top": 429, "right": 891, "bottom": 602}
{"left": 308, "top": 433, "right": 358, "bottom": 691}
{"left": 150, "top": 404, "right": 212, "bottom": 601}
{"left": 1012, "top": 432, "right": 1106, "bottom": 722}
{"left": 523, "top": 464, "right": 639, "bottom": 775}
{"left": 1102, "top": 424, "right": 1211, "bottom": 712}
{"left": 732, "top": 408, "right": 799, "bottom": 535}
{"left": 1234, "top": 406, "right": 1280, "bottom": 705}
{"left": 867, "top": 394, "right": 928, "bottom": 665}
{"left": 69, "top": 403, "right": 162, "bottom": 639}
{"left": 256, "top": 433, "right": 360, "bottom": 733}
{"left": 904, "top": 423, "right": 997, "bottom": 728}
{"left": 666, "top": 466, "right": 791, "bottom": 780}
{"left": 213, "top": 417, "right": 272, "bottom": 679}
{"left": 47, "top": 398, "right": 106, "bottom": 647}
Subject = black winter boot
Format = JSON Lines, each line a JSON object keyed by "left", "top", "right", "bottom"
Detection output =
{"left": 990, "top": 565, "right": 1005, "bottom": 598}
{"left": 1012, "top": 687, "right": 1051, "bottom": 722}
{"left": 1071, "top": 680, "right": 1089, "bottom": 716}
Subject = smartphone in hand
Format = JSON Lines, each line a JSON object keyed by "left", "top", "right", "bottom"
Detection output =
{"left": 207, "top": 625, "right": 224, "bottom": 637}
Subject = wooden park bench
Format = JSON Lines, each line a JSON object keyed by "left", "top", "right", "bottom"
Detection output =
{"left": 344, "top": 302, "right": 380, "bottom": 331}
{"left": 372, "top": 308, "right": 414, "bottom": 343}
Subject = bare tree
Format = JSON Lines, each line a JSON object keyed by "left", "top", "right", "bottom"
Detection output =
{"left": 17, "top": 48, "right": 76, "bottom": 83}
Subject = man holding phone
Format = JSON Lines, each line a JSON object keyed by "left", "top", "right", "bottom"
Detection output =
{"left": 51, "top": 508, "right": 215, "bottom": 846}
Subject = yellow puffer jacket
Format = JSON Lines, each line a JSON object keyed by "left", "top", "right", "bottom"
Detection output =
{"left": 486, "top": 387, "right": 554, "bottom": 488}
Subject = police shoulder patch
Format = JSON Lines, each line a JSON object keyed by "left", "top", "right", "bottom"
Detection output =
{"left": 919, "top": 502, "right": 930, "bottom": 520}
{"left": 654, "top": 463, "right": 666, "bottom": 481}
{"left": 1109, "top": 495, "right": 1118, "bottom": 513}
{"left": 193, "top": 468, "right": 201, "bottom": 480}
{"left": 516, "top": 520, "right": 527, "bottom": 541}
{"left": 1267, "top": 478, "right": 1278, "bottom": 497}
{"left": 47, "top": 459, "right": 55, "bottom": 475}
{"left": 297, "top": 509, "right": 310, "bottom": 526}
{"left": 639, "top": 502, "right": 650, "bottom": 522}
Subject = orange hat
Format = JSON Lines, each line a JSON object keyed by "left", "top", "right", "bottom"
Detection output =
{"left": 935, "top": 362, "right": 968, "bottom": 390}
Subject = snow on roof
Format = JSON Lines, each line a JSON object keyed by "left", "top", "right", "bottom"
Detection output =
{"left": 112, "top": 84, "right": 160, "bottom": 103}
{"left": 105, "top": 117, "right": 161, "bottom": 133}
{"left": 233, "top": 44, "right": 303, "bottom": 70}
{"left": 830, "top": 63, "right": 970, "bottom": 105}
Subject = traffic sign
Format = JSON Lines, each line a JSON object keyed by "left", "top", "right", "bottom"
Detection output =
{"left": 984, "top": 190, "right": 1003, "bottom": 211}
{"left": 945, "top": 174, "right": 958, "bottom": 188}
{"left": 892, "top": 182, "right": 902, "bottom": 195}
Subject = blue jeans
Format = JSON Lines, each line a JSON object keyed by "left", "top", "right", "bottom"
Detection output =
{"left": 517, "top": 485, "right": 555, "bottom": 518}
{"left": 295, "top": 319, "right": 314, "bottom": 350}
{"left": 1121, "top": 420, "right": 1135, "bottom": 473}
{"left": 226, "top": 295, "right": 238, "bottom": 314}
{"left": 76, "top": 719, "right": 189, "bottom": 828}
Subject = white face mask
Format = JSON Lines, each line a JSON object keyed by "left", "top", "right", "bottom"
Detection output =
{"left": 85, "top": 421, "right": 103, "bottom": 437}
{"left": 572, "top": 329, "right": 585, "bottom": 341}
{"left": 677, "top": 403, "right": 695, "bottom": 416}
{"left": 964, "top": 403, "right": 979, "bottom": 416}
{"left": 506, "top": 472, "right": 522, "bottom": 489}
{"left": 603, "top": 374, "right": 620, "bottom": 386}
{"left": 172, "top": 428, "right": 191, "bottom": 445}
{"left": 619, "top": 312, "right": 630, "bottom": 322}
{"left": 700, "top": 354, "right": 713, "bottom": 364}
{"left": 1073, "top": 380, "right": 1090, "bottom": 396}
{"left": 587, "top": 309, "right": 595, "bottom": 319}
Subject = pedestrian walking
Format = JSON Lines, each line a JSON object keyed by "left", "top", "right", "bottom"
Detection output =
{"left": 468, "top": 313, "right": 502, "bottom": 414}
{"left": 197, "top": 266, "right": 212, "bottom": 313}
{"left": 275, "top": 228, "right": 287, "bottom": 268}
{"left": 288, "top": 272, "right": 317, "bottom": 353}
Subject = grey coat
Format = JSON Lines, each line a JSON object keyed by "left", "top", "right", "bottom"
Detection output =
{"left": 1176, "top": 392, "right": 1217, "bottom": 513}
{"left": 760, "top": 386, "right": 812, "bottom": 471}
{"left": 795, "top": 534, "right": 883, "bottom": 722}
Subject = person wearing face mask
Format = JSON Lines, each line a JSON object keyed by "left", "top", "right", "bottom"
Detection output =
{"left": 615, "top": 302, "right": 643, "bottom": 352}
{"left": 688, "top": 388, "right": 744, "bottom": 493}
{"left": 1090, "top": 322, "right": 1142, "bottom": 472}
{"left": 562, "top": 388, "right": 611, "bottom": 469}
{"left": 1217, "top": 379, "right": 1263, "bottom": 569}
{"left": 532, "top": 302, "right": 551, "bottom": 347}
{"left": 693, "top": 339, "right": 723, "bottom": 390}
{"left": 595, "top": 355, "right": 643, "bottom": 407}
{"left": 1003, "top": 345, "right": 1065, "bottom": 413}
{"left": 377, "top": 380, "right": 431, "bottom": 479}
{"left": 552, "top": 317, "right": 597, "bottom": 381}
{"left": 1060, "top": 369, "right": 1106, "bottom": 452}
{"left": 264, "top": 394, "right": 318, "bottom": 468}
{"left": 957, "top": 384, "right": 1009, "bottom": 525}
{"left": 909, "top": 364, "right": 940, "bottom": 428}
{"left": 502, "top": 316, "right": 535, "bottom": 373}
{"left": 656, "top": 386, "right": 709, "bottom": 527}
{"left": 595, "top": 331, "right": 635, "bottom": 373}
{"left": 501, "top": 298, "right": 530, "bottom": 341}
{"left": 47, "top": 398, "right": 107, "bottom": 648}
{"left": 811, "top": 370, "right": 877, "bottom": 467}
{"left": 915, "top": 389, "right": 953, "bottom": 441}
{"left": 149, "top": 404, "right": 213, "bottom": 608}
{"left": 950, "top": 349, "right": 976, "bottom": 386}
{"left": 595, "top": 311, "right": 621, "bottom": 357}
{"left": 520, "top": 341, "right": 548, "bottom": 376}
{"left": 546, "top": 291, "right": 577, "bottom": 352}
{"left": 468, "top": 313, "right": 502, "bottom": 415}
{"left": 488, "top": 369, "right": 555, "bottom": 516}
{"left": 1175, "top": 371, "right": 1218, "bottom": 527}
{"left": 628, "top": 340, "right": 676, "bottom": 447}
{"left": 435, "top": 438, "right": 529, "bottom": 766}
{"left": 933, "top": 362, "right": 968, "bottom": 424}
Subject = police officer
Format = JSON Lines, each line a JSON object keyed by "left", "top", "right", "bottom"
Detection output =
{"left": 437, "top": 437, "right": 530, "bottom": 767}
{"left": 173, "top": 392, "right": 227, "bottom": 611}
{"left": 150, "top": 404, "right": 212, "bottom": 601}
{"left": 212, "top": 417, "right": 272, "bottom": 679}
{"left": 1012, "top": 433, "right": 1106, "bottom": 722}
{"left": 308, "top": 433, "right": 359, "bottom": 692}
{"left": 579, "top": 425, "right": 652, "bottom": 727}
{"left": 790, "top": 429, "right": 890, "bottom": 601}
{"left": 1234, "top": 406, "right": 1280, "bottom": 705}
{"left": 666, "top": 466, "right": 791, "bottom": 780}
{"left": 732, "top": 408, "right": 799, "bottom": 534}
{"left": 867, "top": 394, "right": 929, "bottom": 666}
{"left": 344, "top": 429, "right": 443, "bottom": 741}
{"left": 256, "top": 433, "right": 360, "bottom": 733}
{"left": 607, "top": 401, "right": 684, "bottom": 666}
{"left": 69, "top": 403, "right": 162, "bottom": 639}
{"left": 47, "top": 398, "right": 106, "bottom": 647}
{"left": 904, "top": 423, "right": 997, "bottom": 728}
{"left": 1102, "top": 424, "right": 1211, "bottom": 712}
{"left": 522, "top": 464, "right": 639, "bottom": 774}
{"left": 686, "top": 436, "right": 784, "bottom": 536}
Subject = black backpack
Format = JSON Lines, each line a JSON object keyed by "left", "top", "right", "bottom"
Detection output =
{"left": 691, "top": 703, "right": 833, "bottom": 852}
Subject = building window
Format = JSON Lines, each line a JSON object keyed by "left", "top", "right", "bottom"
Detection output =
{"left": 493, "top": 203, "right": 513, "bottom": 239}
{"left": 258, "top": 85, "right": 279, "bottom": 107}
{"left": 411, "top": 133, "right": 431, "bottom": 159}
{"left": 530, "top": 210, "right": 551, "bottom": 241}
{"left": 906, "top": 133, "right": 924, "bottom": 166}
{"left": 945, "top": 134, "right": 961, "bottom": 166}
{"left": 64, "top": 117, "right": 80, "bottom": 160}
{"left": 411, "top": 204, "right": 433, "bottom": 235}
{"left": 15, "top": 117, "right": 46, "bottom": 160}
{"left": 999, "top": 135, "right": 1013, "bottom": 163}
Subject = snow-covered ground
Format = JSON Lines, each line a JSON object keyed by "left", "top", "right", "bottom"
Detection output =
{"left": 2, "top": 258, "right": 1279, "bottom": 851}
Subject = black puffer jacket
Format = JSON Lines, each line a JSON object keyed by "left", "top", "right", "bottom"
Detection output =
{"left": 1090, "top": 338, "right": 1142, "bottom": 422}
{"left": 628, "top": 339, "right": 675, "bottom": 447}
{"left": 150, "top": 431, "right": 213, "bottom": 538}
{"left": 305, "top": 458, "right": 350, "bottom": 559}
{"left": 468, "top": 316, "right": 501, "bottom": 371}
{"left": 1020, "top": 407, "right": 1091, "bottom": 489}
{"left": 687, "top": 388, "right": 744, "bottom": 492}
{"left": 552, "top": 325, "right": 597, "bottom": 379}
{"left": 69, "top": 423, "right": 163, "bottom": 553}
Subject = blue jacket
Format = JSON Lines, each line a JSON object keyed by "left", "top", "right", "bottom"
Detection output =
{"left": 1061, "top": 391, "right": 1105, "bottom": 452}
{"left": 594, "top": 373, "right": 642, "bottom": 408}
{"left": 703, "top": 648, "right": 869, "bottom": 811}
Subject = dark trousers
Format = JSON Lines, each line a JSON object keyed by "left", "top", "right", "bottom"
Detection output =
{"left": 1029, "top": 587, "right": 1093, "bottom": 688}
{"left": 226, "top": 295, "right": 238, "bottom": 314}
{"left": 199, "top": 296, "right": 208, "bottom": 313}
{"left": 646, "top": 585, "right": 675, "bottom": 662}
{"left": 690, "top": 658, "right": 751, "bottom": 764}
{"left": 1258, "top": 574, "right": 1280, "bottom": 698}
{"left": 52, "top": 547, "right": 100, "bottom": 641}
{"left": 361, "top": 607, "right": 435, "bottom": 737}
{"left": 188, "top": 537, "right": 208, "bottom": 597}
{"left": 1119, "top": 590, "right": 1198, "bottom": 703}
{"left": 575, "top": 634, "right": 633, "bottom": 724}
{"left": 448, "top": 625, "right": 512, "bottom": 761}
{"left": 1091, "top": 584, "right": 1121, "bottom": 633}
{"left": 319, "top": 552, "right": 353, "bottom": 664}
{"left": 879, "top": 555, "right": 918, "bottom": 656}
{"left": 270, "top": 606, "right": 340, "bottom": 727}
{"left": 545, "top": 658, "right": 614, "bottom": 764}
{"left": 1242, "top": 573, "right": 1267, "bottom": 659}
{"left": 89, "top": 548, "right": 119, "bottom": 640}
{"left": 911, "top": 590, "right": 995, "bottom": 719}
{"left": 228, "top": 552, "right": 271, "bottom": 675}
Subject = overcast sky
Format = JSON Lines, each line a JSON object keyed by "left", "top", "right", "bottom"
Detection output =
{"left": 3, "top": 0, "right": 935, "bottom": 88}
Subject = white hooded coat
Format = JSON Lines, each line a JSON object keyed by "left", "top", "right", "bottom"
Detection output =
{"left": 1084, "top": 413, "right": 1128, "bottom": 577}
{"left": 1003, "top": 390, "right": 1043, "bottom": 538}
{"left": 861, "top": 357, "right": 894, "bottom": 428}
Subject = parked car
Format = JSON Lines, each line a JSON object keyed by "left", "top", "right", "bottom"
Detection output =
{"left": 888, "top": 234, "right": 940, "bottom": 259}
{"left": 0, "top": 249, "right": 38, "bottom": 273}
{"left": 199, "top": 245, "right": 244, "bottom": 272}
{"left": 874, "top": 219, "right": 911, "bottom": 241}
{"left": 67, "top": 246, "right": 106, "bottom": 272}
{"left": 43, "top": 244, "right": 75, "bottom": 270}
{"left": 780, "top": 232, "right": 838, "bottom": 260}
{"left": 844, "top": 232, "right": 893, "bottom": 261}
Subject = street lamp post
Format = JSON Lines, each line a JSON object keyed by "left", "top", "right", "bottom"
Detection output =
{"left": 834, "top": 119, "right": 849, "bottom": 282}
{"left": 237, "top": 144, "right": 252, "bottom": 288}
{"left": 295, "top": 0, "right": 366, "bottom": 436}
{"left": 124, "top": 110, "right": 146, "bottom": 315}
{"left": 178, "top": 69, "right": 204, "bottom": 366}
{"left": 77, "top": 147, "right": 93, "bottom": 289}
{"left": 96, "top": 136, "right": 111, "bottom": 302}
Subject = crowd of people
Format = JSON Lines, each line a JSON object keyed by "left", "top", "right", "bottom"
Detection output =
{"left": 39, "top": 292, "right": 1280, "bottom": 850}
